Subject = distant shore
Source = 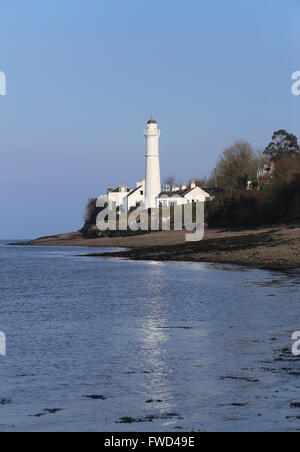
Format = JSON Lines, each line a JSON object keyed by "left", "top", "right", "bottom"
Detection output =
{"left": 17, "top": 230, "right": 187, "bottom": 249}
{"left": 17, "top": 226, "right": 300, "bottom": 271}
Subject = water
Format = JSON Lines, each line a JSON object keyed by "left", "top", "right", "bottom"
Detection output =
{"left": 0, "top": 241, "right": 300, "bottom": 432}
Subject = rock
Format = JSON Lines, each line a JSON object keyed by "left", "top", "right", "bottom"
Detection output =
{"left": 85, "top": 395, "right": 106, "bottom": 400}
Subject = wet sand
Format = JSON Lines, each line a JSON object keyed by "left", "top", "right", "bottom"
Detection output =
{"left": 22, "top": 226, "right": 300, "bottom": 271}
{"left": 87, "top": 226, "right": 300, "bottom": 271}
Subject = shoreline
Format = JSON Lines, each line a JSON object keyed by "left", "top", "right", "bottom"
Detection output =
{"left": 87, "top": 229, "right": 300, "bottom": 272}
{"left": 17, "top": 226, "right": 300, "bottom": 272}
{"left": 15, "top": 230, "right": 187, "bottom": 249}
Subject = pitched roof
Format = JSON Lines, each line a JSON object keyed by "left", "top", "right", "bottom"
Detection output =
{"left": 110, "top": 186, "right": 131, "bottom": 193}
{"left": 127, "top": 185, "right": 143, "bottom": 197}
{"left": 157, "top": 188, "right": 190, "bottom": 198}
{"left": 203, "top": 187, "right": 224, "bottom": 196}
{"left": 156, "top": 186, "right": 210, "bottom": 198}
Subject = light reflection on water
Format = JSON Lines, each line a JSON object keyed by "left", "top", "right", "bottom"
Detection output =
{"left": 139, "top": 264, "right": 174, "bottom": 415}
{"left": 0, "top": 244, "right": 299, "bottom": 431}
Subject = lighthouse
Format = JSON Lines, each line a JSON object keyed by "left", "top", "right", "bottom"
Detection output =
{"left": 144, "top": 116, "right": 161, "bottom": 209}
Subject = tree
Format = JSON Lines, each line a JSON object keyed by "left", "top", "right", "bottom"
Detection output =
{"left": 272, "top": 156, "right": 300, "bottom": 185}
{"left": 213, "top": 140, "right": 260, "bottom": 191}
{"left": 163, "top": 176, "right": 177, "bottom": 188}
{"left": 84, "top": 198, "right": 99, "bottom": 227}
{"left": 189, "top": 178, "right": 207, "bottom": 187}
{"left": 82, "top": 198, "right": 106, "bottom": 231}
{"left": 264, "top": 130, "right": 300, "bottom": 162}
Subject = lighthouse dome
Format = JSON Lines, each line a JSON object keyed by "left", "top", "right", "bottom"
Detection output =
{"left": 147, "top": 116, "right": 157, "bottom": 125}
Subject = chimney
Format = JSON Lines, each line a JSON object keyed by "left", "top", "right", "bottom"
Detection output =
{"left": 181, "top": 182, "right": 187, "bottom": 190}
{"left": 119, "top": 184, "right": 126, "bottom": 193}
{"left": 190, "top": 180, "right": 196, "bottom": 189}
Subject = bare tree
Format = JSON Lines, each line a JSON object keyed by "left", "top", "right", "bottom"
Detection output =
{"left": 213, "top": 140, "right": 260, "bottom": 191}
{"left": 163, "top": 176, "right": 177, "bottom": 187}
{"left": 189, "top": 178, "right": 207, "bottom": 187}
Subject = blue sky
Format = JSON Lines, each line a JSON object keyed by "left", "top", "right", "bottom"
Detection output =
{"left": 0, "top": 0, "right": 300, "bottom": 238}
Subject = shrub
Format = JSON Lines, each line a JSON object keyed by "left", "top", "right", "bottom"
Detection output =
{"left": 206, "top": 175, "right": 300, "bottom": 228}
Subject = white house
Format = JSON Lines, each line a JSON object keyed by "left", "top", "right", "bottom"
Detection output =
{"left": 156, "top": 182, "right": 211, "bottom": 208}
{"left": 107, "top": 184, "right": 131, "bottom": 209}
{"left": 126, "top": 178, "right": 145, "bottom": 211}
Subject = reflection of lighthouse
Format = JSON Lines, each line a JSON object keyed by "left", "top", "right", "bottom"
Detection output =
{"left": 145, "top": 116, "right": 161, "bottom": 209}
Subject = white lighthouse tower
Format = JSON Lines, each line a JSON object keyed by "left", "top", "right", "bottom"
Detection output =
{"left": 144, "top": 116, "right": 161, "bottom": 209}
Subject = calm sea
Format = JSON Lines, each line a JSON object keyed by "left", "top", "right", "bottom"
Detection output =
{"left": 0, "top": 241, "right": 300, "bottom": 432}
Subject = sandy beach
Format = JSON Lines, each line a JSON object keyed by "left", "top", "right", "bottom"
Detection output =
{"left": 21, "top": 226, "right": 300, "bottom": 271}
